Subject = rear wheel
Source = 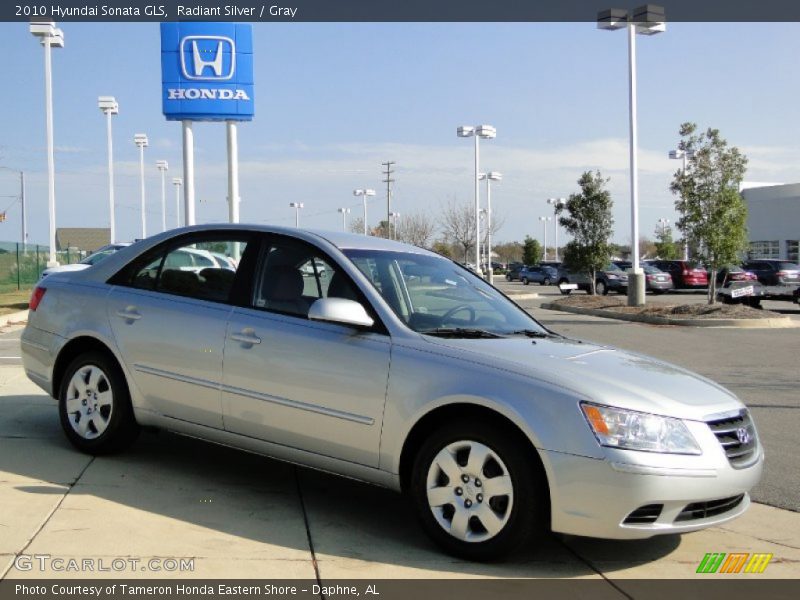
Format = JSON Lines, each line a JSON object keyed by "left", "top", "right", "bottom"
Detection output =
{"left": 505, "top": 274, "right": 511, "bottom": 281}
{"left": 409, "top": 420, "right": 546, "bottom": 560}
{"left": 596, "top": 280, "right": 608, "bottom": 296}
{"left": 59, "top": 351, "right": 139, "bottom": 455}
{"left": 542, "top": 277, "right": 551, "bottom": 286}
{"left": 522, "top": 277, "right": 529, "bottom": 286}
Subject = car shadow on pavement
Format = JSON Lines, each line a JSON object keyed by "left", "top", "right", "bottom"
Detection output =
{"left": 1, "top": 397, "right": 680, "bottom": 578}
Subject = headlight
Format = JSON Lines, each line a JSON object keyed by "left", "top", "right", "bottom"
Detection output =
{"left": 580, "top": 402, "right": 701, "bottom": 455}
{"left": 606, "top": 274, "right": 619, "bottom": 279}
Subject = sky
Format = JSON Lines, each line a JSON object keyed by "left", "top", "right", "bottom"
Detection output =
{"left": 1, "top": 21, "right": 800, "bottom": 247}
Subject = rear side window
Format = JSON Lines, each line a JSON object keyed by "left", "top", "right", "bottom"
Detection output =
{"left": 124, "top": 236, "right": 248, "bottom": 304}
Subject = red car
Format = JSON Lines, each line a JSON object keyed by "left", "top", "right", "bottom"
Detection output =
{"left": 647, "top": 260, "right": 708, "bottom": 289}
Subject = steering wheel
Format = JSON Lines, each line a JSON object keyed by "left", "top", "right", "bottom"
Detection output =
{"left": 441, "top": 304, "right": 476, "bottom": 325}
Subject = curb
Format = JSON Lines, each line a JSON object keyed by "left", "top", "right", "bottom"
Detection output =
{"left": 0, "top": 309, "right": 28, "bottom": 328}
{"left": 540, "top": 303, "right": 798, "bottom": 328}
{"left": 506, "top": 292, "right": 540, "bottom": 300}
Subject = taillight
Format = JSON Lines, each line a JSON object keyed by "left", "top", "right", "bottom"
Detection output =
{"left": 29, "top": 287, "right": 46, "bottom": 311}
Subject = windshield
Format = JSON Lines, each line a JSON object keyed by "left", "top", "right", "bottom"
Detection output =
{"left": 80, "top": 249, "right": 116, "bottom": 266}
{"left": 344, "top": 249, "right": 548, "bottom": 337}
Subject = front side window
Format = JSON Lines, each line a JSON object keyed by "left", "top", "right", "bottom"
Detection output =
{"left": 252, "top": 238, "right": 358, "bottom": 318}
{"left": 127, "top": 237, "right": 247, "bottom": 303}
{"left": 345, "top": 249, "right": 547, "bottom": 337}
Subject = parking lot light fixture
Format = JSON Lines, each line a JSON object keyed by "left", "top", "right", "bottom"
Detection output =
{"left": 389, "top": 211, "right": 401, "bottom": 240}
{"left": 354, "top": 189, "right": 376, "bottom": 234}
{"left": 338, "top": 207, "right": 351, "bottom": 231}
{"left": 289, "top": 202, "right": 304, "bottom": 227}
{"left": 458, "top": 125, "right": 497, "bottom": 278}
{"left": 479, "top": 171, "right": 502, "bottom": 284}
{"left": 172, "top": 178, "right": 182, "bottom": 227}
{"left": 598, "top": 4, "right": 666, "bottom": 306}
{"left": 30, "top": 21, "right": 64, "bottom": 267}
{"left": 547, "top": 197, "right": 566, "bottom": 262}
{"left": 156, "top": 160, "right": 169, "bottom": 232}
{"left": 539, "top": 216, "right": 552, "bottom": 261}
{"left": 133, "top": 134, "right": 149, "bottom": 238}
{"left": 98, "top": 96, "right": 118, "bottom": 243}
{"left": 669, "top": 148, "right": 694, "bottom": 260}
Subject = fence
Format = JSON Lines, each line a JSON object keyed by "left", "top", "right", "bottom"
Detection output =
{"left": 0, "top": 242, "right": 89, "bottom": 293}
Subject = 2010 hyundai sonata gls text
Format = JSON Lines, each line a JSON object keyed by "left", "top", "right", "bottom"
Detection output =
{"left": 21, "top": 224, "right": 763, "bottom": 560}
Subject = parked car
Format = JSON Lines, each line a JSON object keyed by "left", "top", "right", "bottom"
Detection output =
{"left": 40, "top": 243, "right": 132, "bottom": 279}
{"left": 647, "top": 260, "right": 708, "bottom": 289}
{"left": 741, "top": 260, "right": 800, "bottom": 286}
{"left": 555, "top": 268, "right": 592, "bottom": 294}
{"left": 612, "top": 260, "right": 633, "bottom": 271}
{"left": 794, "top": 286, "right": 800, "bottom": 305}
{"left": 22, "top": 224, "right": 763, "bottom": 560}
{"left": 642, "top": 264, "right": 673, "bottom": 294}
{"left": 519, "top": 265, "right": 558, "bottom": 286}
{"left": 595, "top": 264, "right": 629, "bottom": 296}
{"left": 505, "top": 264, "right": 526, "bottom": 282}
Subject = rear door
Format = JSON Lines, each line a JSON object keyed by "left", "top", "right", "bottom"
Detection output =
{"left": 106, "top": 232, "right": 253, "bottom": 429}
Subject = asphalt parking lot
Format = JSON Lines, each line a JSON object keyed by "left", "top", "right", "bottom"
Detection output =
{"left": 0, "top": 307, "right": 798, "bottom": 583}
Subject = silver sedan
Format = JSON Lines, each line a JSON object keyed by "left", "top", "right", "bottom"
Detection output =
{"left": 21, "top": 224, "right": 763, "bottom": 560}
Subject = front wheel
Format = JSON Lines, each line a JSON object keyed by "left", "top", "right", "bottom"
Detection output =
{"left": 522, "top": 277, "right": 529, "bottom": 286}
{"left": 596, "top": 281, "right": 608, "bottom": 296}
{"left": 59, "top": 351, "right": 140, "bottom": 455}
{"left": 542, "top": 277, "right": 551, "bottom": 286}
{"left": 410, "top": 421, "right": 546, "bottom": 560}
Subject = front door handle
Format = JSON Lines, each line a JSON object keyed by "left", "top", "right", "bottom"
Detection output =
{"left": 116, "top": 306, "right": 142, "bottom": 321}
{"left": 230, "top": 328, "right": 261, "bottom": 346}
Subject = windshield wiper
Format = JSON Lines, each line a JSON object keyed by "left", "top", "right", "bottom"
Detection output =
{"left": 421, "top": 327, "right": 504, "bottom": 339}
{"left": 509, "top": 329, "right": 556, "bottom": 338}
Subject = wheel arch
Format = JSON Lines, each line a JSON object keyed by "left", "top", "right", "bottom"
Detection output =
{"left": 52, "top": 335, "right": 125, "bottom": 399}
{"left": 398, "top": 402, "right": 551, "bottom": 518}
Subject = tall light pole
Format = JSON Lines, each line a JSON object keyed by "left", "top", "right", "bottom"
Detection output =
{"left": 598, "top": 4, "right": 665, "bottom": 306}
{"left": 546, "top": 197, "right": 566, "bottom": 262}
{"left": 479, "top": 171, "right": 502, "bottom": 284}
{"left": 30, "top": 22, "right": 64, "bottom": 267}
{"left": 458, "top": 125, "right": 496, "bottom": 277}
{"left": 172, "top": 177, "right": 182, "bottom": 227}
{"left": 354, "top": 189, "right": 376, "bottom": 235}
{"left": 133, "top": 134, "right": 149, "bottom": 238}
{"left": 98, "top": 96, "right": 118, "bottom": 243}
{"left": 338, "top": 207, "right": 350, "bottom": 231}
{"left": 656, "top": 217, "right": 670, "bottom": 236}
{"left": 669, "top": 148, "right": 694, "bottom": 260}
{"left": 156, "top": 160, "right": 168, "bottom": 232}
{"left": 539, "top": 216, "right": 551, "bottom": 261}
{"left": 389, "top": 211, "right": 401, "bottom": 240}
{"left": 289, "top": 202, "right": 304, "bottom": 227}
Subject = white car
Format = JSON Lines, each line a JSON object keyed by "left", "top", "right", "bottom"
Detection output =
{"left": 40, "top": 243, "right": 132, "bottom": 280}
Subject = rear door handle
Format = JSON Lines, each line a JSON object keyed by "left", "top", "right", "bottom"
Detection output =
{"left": 230, "top": 328, "right": 261, "bottom": 345}
{"left": 116, "top": 307, "right": 142, "bottom": 321}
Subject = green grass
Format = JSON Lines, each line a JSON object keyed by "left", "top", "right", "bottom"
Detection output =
{"left": 0, "top": 288, "right": 31, "bottom": 315}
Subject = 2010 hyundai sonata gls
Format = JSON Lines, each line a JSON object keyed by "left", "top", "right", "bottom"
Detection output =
{"left": 21, "top": 224, "right": 763, "bottom": 560}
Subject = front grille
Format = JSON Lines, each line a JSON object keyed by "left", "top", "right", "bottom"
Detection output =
{"left": 706, "top": 410, "right": 758, "bottom": 468}
{"left": 623, "top": 504, "right": 663, "bottom": 525}
{"left": 675, "top": 494, "right": 745, "bottom": 522}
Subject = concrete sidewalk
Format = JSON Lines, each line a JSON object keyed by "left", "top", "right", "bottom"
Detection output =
{"left": 1, "top": 366, "right": 798, "bottom": 582}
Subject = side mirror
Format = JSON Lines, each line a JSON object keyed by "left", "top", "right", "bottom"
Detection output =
{"left": 309, "top": 297, "right": 375, "bottom": 328}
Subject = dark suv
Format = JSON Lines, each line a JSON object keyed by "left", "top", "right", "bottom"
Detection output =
{"left": 505, "top": 263, "right": 526, "bottom": 282}
{"left": 741, "top": 260, "right": 800, "bottom": 286}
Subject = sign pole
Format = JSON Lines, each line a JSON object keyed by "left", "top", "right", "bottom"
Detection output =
{"left": 182, "top": 120, "right": 196, "bottom": 226}
{"left": 226, "top": 120, "right": 240, "bottom": 224}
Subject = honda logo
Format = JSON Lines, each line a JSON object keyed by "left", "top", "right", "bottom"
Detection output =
{"left": 180, "top": 36, "right": 235, "bottom": 81}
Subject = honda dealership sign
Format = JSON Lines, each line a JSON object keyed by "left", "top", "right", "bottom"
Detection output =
{"left": 160, "top": 23, "right": 254, "bottom": 121}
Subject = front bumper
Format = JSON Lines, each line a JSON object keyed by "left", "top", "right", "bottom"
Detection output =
{"left": 543, "top": 439, "right": 764, "bottom": 540}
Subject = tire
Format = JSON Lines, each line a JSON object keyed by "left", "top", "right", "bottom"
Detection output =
{"left": 409, "top": 420, "right": 546, "bottom": 561}
{"left": 747, "top": 298, "right": 762, "bottom": 309}
{"left": 522, "top": 278, "right": 529, "bottom": 286}
{"left": 505, "top": 274, "right": 511, "bottom": 281}
{"left": 596, "top": 281, "right": 608, "bottom": 296}
{"left": 58, "top": 351, "right": 140, "bottom": 455}
{"left": 542, "top": 277, "right": 551, "bottom": 286}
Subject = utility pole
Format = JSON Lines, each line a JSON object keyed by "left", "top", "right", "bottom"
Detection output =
{"left": 382, "top": 161, "right": 395, "bottom": 234}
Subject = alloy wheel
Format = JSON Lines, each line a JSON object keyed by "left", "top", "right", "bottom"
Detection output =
{"left": 65, "top": 365, "right": 114, "bottom": 440}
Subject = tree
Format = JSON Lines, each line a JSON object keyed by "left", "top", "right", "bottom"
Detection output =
{"left": 522, "top": 236, "right": 542, "bottom": 265}
{"left": 557, "top": 171, "right": 614, "bottom": 295}
{"left": 348, "top": 217, "right": 365, "bottom": 235}
{"left": 670, "top": 123, "right": 749, "bottom": 304}
{"left": 654, "top": 227, "right": 681, "bottom": 260}
{"left": 494, "top": 241, "right": 523, "bottom": 265}
{"left": 396, "top": 212, "right": 437, "bottom": 248}
{"left": 439, "top": 198, "right": 476, "bottom": 263}
{"left": 431, "top": 239, "right": 454, "bottom": 258}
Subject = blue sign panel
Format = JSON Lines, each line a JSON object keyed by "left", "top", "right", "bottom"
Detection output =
{"left": 160, "top": 22, "right": 254, "bottom": 121}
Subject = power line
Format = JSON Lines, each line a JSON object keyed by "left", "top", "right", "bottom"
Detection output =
{"left": 382, "top": 161, "right": 395, "bottom": 227}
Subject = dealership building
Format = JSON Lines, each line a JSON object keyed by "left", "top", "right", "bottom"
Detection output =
{"left": 740, "top": 182, "right": 800, "bottom": 263}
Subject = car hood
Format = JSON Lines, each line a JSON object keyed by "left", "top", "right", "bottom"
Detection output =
{"left": 421, "top": 335, "right": 741, "bottom": 421}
